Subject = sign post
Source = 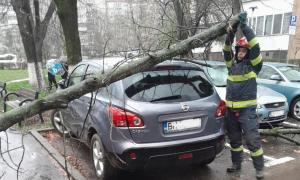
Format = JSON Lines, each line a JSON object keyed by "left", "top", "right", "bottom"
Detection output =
{"left": 289, "top": 15, "right": 297, "bottom": 35}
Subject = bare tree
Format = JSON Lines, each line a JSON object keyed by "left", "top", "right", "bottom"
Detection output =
{"left": 232, "top": 0, "right": 243, "bottom": 39}
{"left": 43, "top": 13, "right": 65, "bottom": 60}
{"left": 0, "top": 14, "right": 241, "bottom": 132}
{"left": 11, "top": 0, "right": 56, "bottom": 89}
{"left": 54, "top": 0, "right": 82, "bottom": 65}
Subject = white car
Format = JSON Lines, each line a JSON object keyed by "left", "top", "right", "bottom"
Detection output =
{"left": 0, "top": 54, "right": 18, "bottom": 68}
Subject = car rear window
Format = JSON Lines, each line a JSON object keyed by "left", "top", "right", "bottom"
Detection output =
{"left": 123, "top": 69, "right": 213, "bottom": 102}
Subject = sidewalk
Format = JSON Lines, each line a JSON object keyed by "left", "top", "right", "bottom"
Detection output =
{"left": 0, "top": 129, "right": 68, "bottom": 180}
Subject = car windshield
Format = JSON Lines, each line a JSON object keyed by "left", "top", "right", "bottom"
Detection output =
{"left": 123, "top": 69, "right": 213, "bottom": 102}
{"left": 206, "top": 65, "right": 228, "bottom": 87}
{"left": 277, "top": 66, "right": 300, "bottom": 82}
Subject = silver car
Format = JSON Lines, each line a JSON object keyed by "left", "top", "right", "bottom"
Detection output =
{"left": 51, "top": 59, "right": 225, "bottom": 179}
{"left": 200, "top": 60, "right": 288, "bottom": 126}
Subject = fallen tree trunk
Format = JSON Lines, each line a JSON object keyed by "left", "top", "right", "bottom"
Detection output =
{"left": 259, "top": 128, "right": 300, "bottom": 135}
{"left": 282, "top": 122, "right": 300, "bottom": 129}
{"left": 259, "top": 128, "right": 300, "bottom": 146}
{"left": 0, "top": 14, "right": 241, "bottom": 132}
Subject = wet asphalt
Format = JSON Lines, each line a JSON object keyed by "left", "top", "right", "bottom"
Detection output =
{"left": 0, "top": 130, "right": 68, "bottom": 180}
{"left": 1, "top": 119, "right": 300, "bottom": 180}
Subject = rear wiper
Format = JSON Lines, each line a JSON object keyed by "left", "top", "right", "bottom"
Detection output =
{"left": 150, "top": 95, "right": 182, "bottom": 102}
{"left": 215, "top": 84, "right": 227, "bottom": 87}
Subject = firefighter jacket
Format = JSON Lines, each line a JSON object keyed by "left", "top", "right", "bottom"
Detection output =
{"left": 223, "top": 24, "right": 263, "bottom": 109}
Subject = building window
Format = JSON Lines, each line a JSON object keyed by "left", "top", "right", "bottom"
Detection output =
{"left": 252, "top": 17, "right": 257, "bottom": 32}
{"left": 256, "top": 16, "right": 264, "bottom": 36}
{"left": 273, "top": 14, "right": 283, "bottom": 34}
{"left": 248, "top": 17, "right": 251, "bottom": 27}
{"left": 282, "top": 12, "right": 292, "bottom": 34}
{"left": 264, "top": 15, "right": 273, "bottom": 35}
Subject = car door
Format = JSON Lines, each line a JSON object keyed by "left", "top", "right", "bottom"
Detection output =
{"left": 75, "top": 65, "right": 101, "bottom": 138}
{"left": 257, "top": 65, "right": 288, "bottom": 96}
{"left": 61, "top": 64, "right": 87, "bottom": 135}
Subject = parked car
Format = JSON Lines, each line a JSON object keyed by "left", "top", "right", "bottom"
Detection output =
{"left": 197, "top": 60, "right": 288, "bottom": 126}
{"left": 0, "top": 53, "right": 18, "bottom": 69}
{"left": 51, "top": 59, "right": 225, "bottom": 179}
{"left": 256, "top": 62, "right": 300, "bottom": 121}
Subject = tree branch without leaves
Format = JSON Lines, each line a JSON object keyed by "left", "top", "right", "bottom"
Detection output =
{"left": 0, "top": 14, "right": 241, "bottom": 132}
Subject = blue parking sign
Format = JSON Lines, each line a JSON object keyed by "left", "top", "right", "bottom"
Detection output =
{"left": 289, "top": 16, "right": 297, "bottom": 26}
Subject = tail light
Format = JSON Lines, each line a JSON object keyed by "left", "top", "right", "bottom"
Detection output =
{"left": 215, "top": 100, "right": 226, "bottom": 118}
{"left": 108, "top": 106, "right": 144, "bottom": 128}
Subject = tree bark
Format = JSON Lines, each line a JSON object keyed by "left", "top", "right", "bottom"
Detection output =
{"left": 259, "top": 128, "right": 300, "bottom": 135}
{"left": 0, "top": 14, "right": 241, "bottom": 132}
{"left": 232, "top": 0, "right": 243, "bottom": 39}
{"left": 54, "top": 0, "right": 82, "bottom": 65}
{"left": 173, "top": 0, "right": 193, "bottom": 57}
{"left": 259, "top": 128, "right": 300, "bottom": 146}
{"left": 11, "top": 0, "right": 56, "bottom": 89}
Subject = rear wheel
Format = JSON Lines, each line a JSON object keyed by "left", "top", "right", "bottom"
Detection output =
{"left": 91, "top": 134, "right": 119, "bottom": 180}
{"left": 50, "top": 110, "right": 69, "bottom": 135}
{"left": 290, "top": 97, "right": 300, "bottom": 121}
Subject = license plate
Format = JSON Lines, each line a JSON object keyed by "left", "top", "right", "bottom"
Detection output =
{"left": 269, "top": 110, "right": 284, "bottom": 117}
{"left": 163, "top": 118, "right": 201, "bottom": 134}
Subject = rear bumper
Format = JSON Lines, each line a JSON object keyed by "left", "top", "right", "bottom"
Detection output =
{"left": 108, "top": 134, "right": 225, "bottom": 170}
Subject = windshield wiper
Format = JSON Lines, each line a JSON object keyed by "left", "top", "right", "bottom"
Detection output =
{"left": 215, "top": 84, "right": 227, "bottom": 87}
{"left": 290, "top": 80, "right": 300, "bottom": 82}
{"left": 150, "top": 95, "right": 182, "bottom": 102}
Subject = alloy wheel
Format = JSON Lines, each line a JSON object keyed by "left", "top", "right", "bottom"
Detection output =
{"left": 293, "top": 101, "right": 300, "bottom": 119}
{"left": 53, "top": 111, "right": 68, "bottom": 134}
{"left": 93, "top": 139, "right": 105, "bottom": 177}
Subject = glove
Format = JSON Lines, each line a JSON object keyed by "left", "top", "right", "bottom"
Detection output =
{"left": 239, "top": 12, "right": 247, "bottom": 25}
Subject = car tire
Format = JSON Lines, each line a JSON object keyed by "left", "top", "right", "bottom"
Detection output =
{"left": 91, "top": 134, "right": 119, "bottom": 180}
{"left": 50, "top": 109, "right": 69, "bottom": 135}
{"left": 290, "top": 97, "right": 300, "bottom": 121}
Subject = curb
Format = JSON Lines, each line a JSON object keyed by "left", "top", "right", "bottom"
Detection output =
{"left": 30, "top": 129, "right": 86, "bottom": 180}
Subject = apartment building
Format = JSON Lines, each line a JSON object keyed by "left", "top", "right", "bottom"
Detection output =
{"left": 196, "top": 0, "right": 299, "bottom": 62}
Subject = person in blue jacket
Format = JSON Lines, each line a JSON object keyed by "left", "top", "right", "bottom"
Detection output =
{"left": 223, "top": 12, "right": 264, "bottom": 179}
{"left": 46, "top": 59, "right": 68, "bottom": 90}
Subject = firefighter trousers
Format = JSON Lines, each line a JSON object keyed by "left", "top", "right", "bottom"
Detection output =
{"left": 226, "top": 106, "right": 264, "bottom": 171}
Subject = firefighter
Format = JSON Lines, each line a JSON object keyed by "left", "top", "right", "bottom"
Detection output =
{"left": 223, "top": 12, "right": 264, "bottom": 179}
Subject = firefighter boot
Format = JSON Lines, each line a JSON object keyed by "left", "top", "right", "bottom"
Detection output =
{"left": 226, "top": 164, "right": 241, "bottom": 173}
{"left": 256, "top": 169, "right": 264, "bottom": 179}
{"left": 252, "top": 153, "right": 264, "bottom": 179}
{"left": 227, "top": 150, "right": 242, "bottom": 173}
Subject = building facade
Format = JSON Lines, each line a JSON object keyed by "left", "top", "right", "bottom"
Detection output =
{"left": 197, "top": 0, "right": 299, "bottom": 63}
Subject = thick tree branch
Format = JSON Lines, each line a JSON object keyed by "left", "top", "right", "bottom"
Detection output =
{"left": 259, "top": 128, "right": 300, "bottom": 135}
{"left": 0, "top": 14, "right": 241, "bottom": 132}
{"left": 40, "top": 0, "right": 56, "bottom": 39}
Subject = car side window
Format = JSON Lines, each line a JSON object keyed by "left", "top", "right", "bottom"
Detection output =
{"left": 258, "top": 66, "right": 279, "bottom": 79}
{"left": 68, "top": 65, "right": 87, "bottom": 86}
{"left": 85, "top": 65, "right": 100, "bottom": 79}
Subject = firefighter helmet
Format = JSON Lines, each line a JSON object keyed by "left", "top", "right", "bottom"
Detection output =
{"left": 236, "top": 37, "right": 250, "bottom": 49}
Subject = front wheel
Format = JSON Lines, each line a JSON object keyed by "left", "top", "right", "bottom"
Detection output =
{"left": 91, "top": 134, "right": 119, "bottom": 180}
{"left": 290, "top": 97, "right": 300, "bottom": 121}
{"left": 50, "top": 110, "right": 69, "bottom": 135}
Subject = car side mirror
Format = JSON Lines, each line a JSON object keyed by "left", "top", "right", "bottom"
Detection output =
{"left": 270, "top": 74, "right": 282, "bottom": 81}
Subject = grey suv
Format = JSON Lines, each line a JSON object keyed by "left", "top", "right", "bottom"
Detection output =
{"left": 51, "top": 59, "right": 225, "bottom": 179}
